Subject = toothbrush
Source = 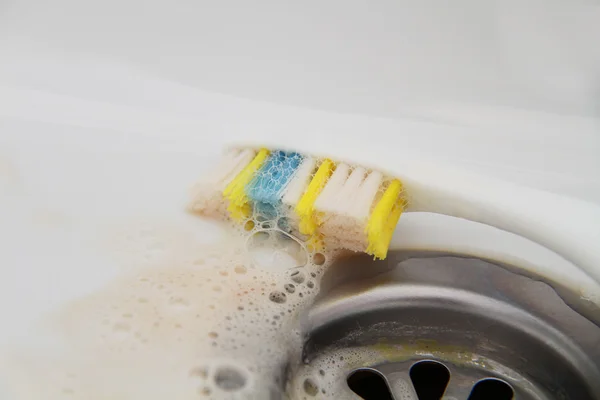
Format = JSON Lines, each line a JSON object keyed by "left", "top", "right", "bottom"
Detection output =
{"left": 189, "top": 145, "right": 600, "bottom": 285}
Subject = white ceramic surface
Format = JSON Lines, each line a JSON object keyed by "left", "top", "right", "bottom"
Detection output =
{"left": 1, "top": 1, "right": 599, "bottom": 397}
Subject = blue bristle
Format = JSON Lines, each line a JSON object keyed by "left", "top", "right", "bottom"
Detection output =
{"left": 246, "top": 151, "right": 303, "bottom": 205}
{"left": 255, "top": 202, "right": 278, "bottom": 220}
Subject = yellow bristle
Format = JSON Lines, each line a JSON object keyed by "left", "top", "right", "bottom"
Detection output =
{"left": 295, "top": 159, "right": 335, "bottom": 235}
{"left": 306, "top": 233, "right": 325, "bottom": 253}
{"left": 366, "top": 179, "right": 404, "bottom": 259}
{"left": 223, "top": 148, "right": 270, "bottom": 221}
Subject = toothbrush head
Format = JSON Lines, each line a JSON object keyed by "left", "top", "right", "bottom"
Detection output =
{"left": 189, "top": 147, "right": 406, "bottom": 260}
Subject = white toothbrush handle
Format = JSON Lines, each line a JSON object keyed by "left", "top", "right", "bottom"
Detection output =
{"left": 398, "top": 167, "right": 600, "bottom": 284}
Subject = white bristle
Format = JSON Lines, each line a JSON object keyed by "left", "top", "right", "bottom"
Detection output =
{"left": 335, "top": 167, "right": 366, "bottom": 214}
{"left": 352, "top": 171, "right": 383, "bottom": 219}
{"left": 219, "top": 148, "right": 256, "bottom": 188}
{"left": 188, "top": 148, "right": 256, "bottom": 215}
{"left": 210, "top": 148, "right": 241, "bottom": 184}
{"left": 316, "top": 168, "right": 384, "bottom": 253}
{"left": 193, "top": 148, "right": 255, "bottom": 188}
{"left": 282, "top": 157, "right": 316, "bottom": 206}
{"left": 314, "top": 163, "right": 350, "bottom": 212}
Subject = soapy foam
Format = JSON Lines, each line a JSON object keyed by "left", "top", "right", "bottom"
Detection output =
{"left": 0, "top": 205, "right": 336, "bottom": 400}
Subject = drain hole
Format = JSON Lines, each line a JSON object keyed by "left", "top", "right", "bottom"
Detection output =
{"left": 347, "top": 369, "right": 393, "bottom": 400}
{"left": 409, "top": 360, "right": 450, "bottom": 400}
{"left": 468, "top": 378, "right": 514, "bottom": 400}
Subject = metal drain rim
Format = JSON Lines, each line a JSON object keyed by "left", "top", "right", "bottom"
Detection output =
{"left": 302, "top": 254, "right": 600, "bottom": 400}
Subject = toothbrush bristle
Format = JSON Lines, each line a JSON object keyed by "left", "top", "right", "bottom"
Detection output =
{"left": 282, "top": 158, "right": 316, "bottom": 207}
{"left": 247, "top": 151, "right": 303, "bottom": 205}
{"left": 223, "top": 148, "right": 270, "bottom": 221}
{"left": 366, "top": 179, "right": 404, "bottom": 259}
{"left": 188, "top": 148, "right": 257, "bottom": 217}
{"left": 295, "top": 159, "right": 335, "bottom": 236}
{"left": 190, "top": 148, "right": 406, "bottom": 260}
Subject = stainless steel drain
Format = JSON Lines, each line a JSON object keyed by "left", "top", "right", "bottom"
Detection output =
{"left": 302, "top": 254, "right": 600, "bottom": 399}
{"left": 346, "top": 360, "right": 515, "bottom": 400}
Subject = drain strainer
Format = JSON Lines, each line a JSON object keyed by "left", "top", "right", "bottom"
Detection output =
{"left": 300, "top": 255, "right": 600, "bottom": 399}
{"left": 347, "top": 360, "right": 516, "bottom": 400}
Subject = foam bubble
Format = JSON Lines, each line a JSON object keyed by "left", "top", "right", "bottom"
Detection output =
{"left": 289, "top": 269, "right": 305, "bottom": 284}
{"left": 284, "top": 284, "right": 296, "bottom": 294}
{"left": 268, "top": 291, "right": 287, "bottom": 304}
{"left": 214, "top": 366, "right": 247, "bottom": 391}
{"left": 303, "top": 377, "right": 319, "bottom": 396}
{"left": 313, "top": 253, "right": 326, "bottom": 266}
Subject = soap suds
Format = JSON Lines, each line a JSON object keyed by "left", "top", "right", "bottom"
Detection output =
{"left": 0, "top": 217, "right": 335, "bottom": 399}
